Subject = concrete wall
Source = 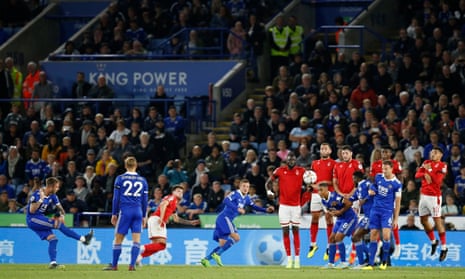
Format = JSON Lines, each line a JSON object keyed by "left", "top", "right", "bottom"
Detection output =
{"left": 344, "top": 0, "right": 402, "bottom": 57}
{"left": 0, "top": 4, "right": 61, "bottom": 72}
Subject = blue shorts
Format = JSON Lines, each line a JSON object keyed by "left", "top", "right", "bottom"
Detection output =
{"left": 27, "top": 215, "right": 55, "bottom": 240}
{"left": 369, "top": 210, "right": 393, "bottom": 230}
{"left": 356, "top": 216, "right": 370, "bottom": 231}
{"left": 116, "top": 208, "right": 143, "bottom": 235}
{"left": 213, "top": 214, "right": 236, "bottom": 242}
{"left": 333, "top": 216, "right": 356, "bottom": 236}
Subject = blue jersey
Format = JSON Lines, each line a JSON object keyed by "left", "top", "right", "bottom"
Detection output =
{"left": 25, "top": 159, "right": 48, "bottom": 180}
{"left": 26, "top": 190, "right": 60, "bottom": 220}
{"left": 355, "top": 179, "right": 373, "bottom": 217}
{"left": 449, "top": 159, "right": 462, "bottom": 180}
{"left": 455, "top": 175, "right": 465, "bottom": 199}
{"left": 112, "top": 171, "right": 148, "bottom": 217}
{"left": 321, "top": 191, "right": 356, "bottom": 221}
{"left": 220, "top": 190, "right": 266, "bottom": 220}
{"left": 213, "top": 190, "right": 266, "bottom": 242}
{"left": 371, "top": 174, "right": 402, "bottom": 213}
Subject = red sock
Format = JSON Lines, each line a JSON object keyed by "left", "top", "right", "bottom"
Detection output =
{"left": 283, "top": 232, "right": 291, "bottom": 256}
{"left": 352, "top": 243, "right": 356, "bottom": 251}
{"left": 310, "top": 223, "right": 319, "bottom": 243}
{"left": 426, "top": 230, "right": 435, "bottom": 241}
{"left": 293, "top": 229, "right": 300, "bottom": 256}
{"left": 141, "top": 242, "right": 166, "bottom": 258}
{"left": 326, "top": 223, "right": 333, "bottom": 239}
{"left": 393, "top": 226, "right": 400, "bottom": 245}
{"left": 439, "top": 232, "right": 446, "bottom": 246}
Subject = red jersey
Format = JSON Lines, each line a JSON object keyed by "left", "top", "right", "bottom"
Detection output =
{"left": 273, "top": 165, "right": 305, "bottom": 206}
{"left": 415, "top": 160, "right": 447, "bottom": 196}
{"left": 152, "top": 194, "right": 178, "bottom": 223}
{"left": 369, "top": 159, "right": 402, "bottom": 177}
{"left": 333, "top": 159, "right": 364, "bottom": 194}
{"left": 311, "top": 158, "right": 336, "bottom": 192}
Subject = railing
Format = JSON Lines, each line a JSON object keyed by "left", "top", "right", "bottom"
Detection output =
{"left": 49, "top": 27, "right": 251, "bottom": 61}
{"left": 303, "top": 25, "right": 392, "bottom": 58}
{"left": 0, "top": 97, "right": 216, "bottom": 134}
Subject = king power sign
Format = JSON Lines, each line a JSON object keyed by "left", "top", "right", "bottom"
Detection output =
{"left": 41, "top": 60, "right": 239, "bottom": 98}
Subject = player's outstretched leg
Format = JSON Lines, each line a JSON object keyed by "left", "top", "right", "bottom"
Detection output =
{"left": 201, "top": 246, "right": 221, "bottom": 267}
{"left": 58, "top": 223, "right": 93, "bottom": 246}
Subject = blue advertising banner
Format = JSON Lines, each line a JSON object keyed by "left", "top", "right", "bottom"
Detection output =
{"left": 0, "top": 228, "right": 463, "bottom": 267}
{"left": 40, "top": 61, "right": 240, "bottom": 99}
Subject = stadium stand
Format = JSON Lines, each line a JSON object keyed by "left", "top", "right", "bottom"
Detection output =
{"left": 0, "top": 0, "right": 464, "bottom": 230}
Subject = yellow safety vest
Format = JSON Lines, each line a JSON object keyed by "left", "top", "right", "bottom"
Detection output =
{"left": 269, "top": 26, "right": 290, "bottom": 57}
{"left": 10, "top": 67, "right": 23, "bottom": 99}
{"left": 287, "top": 25, "right": 304, "bottom": 55}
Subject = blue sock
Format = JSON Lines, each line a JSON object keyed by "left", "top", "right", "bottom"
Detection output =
{"left": 382, "top": 241, "right": 390, "bottom": 263}
{"left": 363, "top": 242, "right": 369, "bottom": 259}
{"left": 130, "top": 242, "right": 140, "bottom": 267}
{"left": 355, "top": 241, "right": 365, "bottom": 265}
{"left": 337, "top": 242, "right": 346, "bottom": 262}
{"left": 48, "top": 238, "right": 58, "bottom": 262}
{"left": 368, "top": 241, "right": 378, "bottom": 266}
{"left": 58, "top": 223, "right": 81, "bottom": 241}
{"left": 329, "top": 243, "right": 337, "bottom": 264}
{"left": 206, "top": 246, "right": 221, "bottom": 260}
{"left": 112, "top": 244, "right": 122, "bottom": 267}
{"left": 216, "top": 237, "right": 236, "bottom": 256}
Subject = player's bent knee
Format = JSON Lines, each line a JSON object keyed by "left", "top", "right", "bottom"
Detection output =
{"left": 231, "top": 233, "right": 240, "bottom": 242}
{"left": 282, "top": 226, "right": 290, "bottom": 234}
{"left": 46, "top": 234, "right": 57, "bottom": 241}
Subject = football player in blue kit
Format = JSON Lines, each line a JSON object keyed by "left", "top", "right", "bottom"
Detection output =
{"left": 27, "top": 177, "right": 94, "bottom": 269}
{"left": 350, "top": 171, "right": 374, "bottom": 268}
{"left": 318, "top": 182, "right": 358, "bottom": 269}
{"left": 362, "top": 160, "right": 402, "bottom": 270}
{"left": 104, "top": 156, "right": 149, "bottom": 271}
{"left": 200, "top": 179, "right": 274, "bottom": 267}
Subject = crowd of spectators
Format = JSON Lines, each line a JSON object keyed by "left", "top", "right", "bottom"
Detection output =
{"left": 256, "top": 0, "right": 465, "bottom": 222}
{"left": 52, "top": 0, "right": 288, "bottom": 58}
{"left": 2, "top": 0, "right": 465, "bottom": 230}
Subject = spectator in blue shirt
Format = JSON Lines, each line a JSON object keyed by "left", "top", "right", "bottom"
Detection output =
{"left": 164, "top": 106, "right": 186, "bottom": 157}
{"left": 25, "top": 148, "right": 47, "bottom": 183}
{"left": 185, "top": 193, "right": 207, "bottom": 220}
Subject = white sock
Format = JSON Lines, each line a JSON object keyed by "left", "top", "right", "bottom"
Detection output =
{"left": 441, "top": 244, "right": 447, "bottom": 250}
{"left": 79, "top": 236, "right": 85, "bottom": 242}
{"left": 287, "top": 255, "right": 292, "bottom": 262}
{"left": 294, "top": 256, "right": 300, "bottom": 263}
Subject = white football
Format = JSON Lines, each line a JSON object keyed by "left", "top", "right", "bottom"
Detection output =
{"left": 303, "top": 170, "right": 317, "bottom": 184}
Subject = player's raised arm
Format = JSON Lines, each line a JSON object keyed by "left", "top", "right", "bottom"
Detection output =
{"left": 331, "top": 195, "right": 353, "bottom": 217}
{"left": 28, "top": 190, "right": 44, "bottom": 214}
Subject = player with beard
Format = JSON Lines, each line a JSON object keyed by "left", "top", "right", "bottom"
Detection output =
{"left": 307, "top": 143, "right": 337, "bottom": 260}
{"left": 268, "top": 152, "right": 306, "bottom": 268}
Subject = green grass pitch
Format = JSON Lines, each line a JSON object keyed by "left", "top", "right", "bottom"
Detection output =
{"left": 1, "top": 265, "right": 465, "bottom": 279}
